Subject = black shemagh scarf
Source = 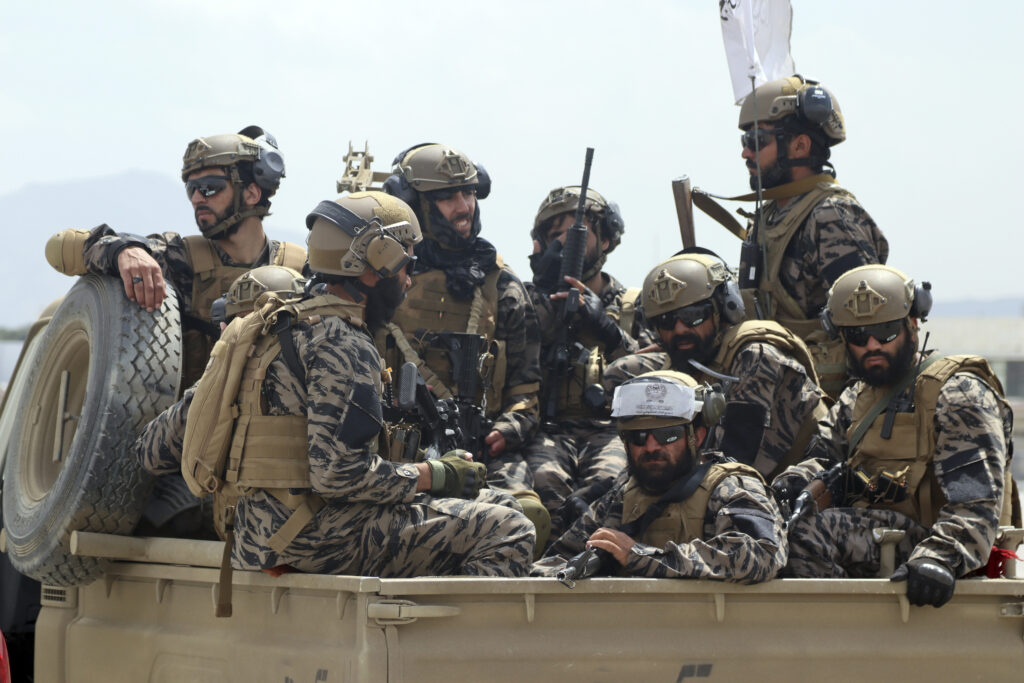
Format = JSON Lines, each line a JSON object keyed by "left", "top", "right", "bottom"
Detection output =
{"left": 413, "top": 236, "right": 498, "bottom": 301}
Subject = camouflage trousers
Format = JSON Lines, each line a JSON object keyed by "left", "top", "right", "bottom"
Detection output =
{"left": 484, "top": 446, "right": 536, "bottom": 497}
{"left": 234, "top": 492, "right": 536, "bottom": 578}
{"left": 523, "top": 420, "right": 626, "bottom": 530}
{"left": 787, "top": 507, "right": 929, "bottom": 578}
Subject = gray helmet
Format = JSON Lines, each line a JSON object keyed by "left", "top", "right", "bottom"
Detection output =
{"left": 642, "top": 253, "right": 744, "bottom": 325}
{"left": 531, "top": 186, "right": 625, "bottom": 253}
{"left": 306, "top": 191, "right": 422, "bottom": 278}
{"left": 738, "top": 75, "right": 845, "bottom": 146}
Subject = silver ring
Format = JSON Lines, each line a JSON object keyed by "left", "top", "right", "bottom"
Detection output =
{"left": 131, "top": 276, "right": 144, "bottom": 284}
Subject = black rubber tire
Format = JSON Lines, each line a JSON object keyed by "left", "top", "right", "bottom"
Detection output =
{"left": 2, "top": 275, "right": 181, "bottom": 585}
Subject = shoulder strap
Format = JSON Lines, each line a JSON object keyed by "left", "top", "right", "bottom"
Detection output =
{"left": 272, "top": 311, "right": 306, "bottom": 386}
{"left": 618, "top": 286, "right": 642, "bottom": 335}
{"left": 847, "top": 354, "right": 944, "bottom": 455}
{"left": 182, "top": 234, "right": 220, "bottom": 276}
{"left": 622, "top": 461, "right": 713, "bottom": 538}
{"left": 273, "top": 241, "right": 308, "bottom": 271}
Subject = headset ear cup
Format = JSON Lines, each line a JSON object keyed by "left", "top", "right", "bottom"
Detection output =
{"left": 382, "top": 174, "right": 419, "bottom": 209}
{"left": 820, "top": 307, "right": 839, "bottom": 339}
{"left": 474, "top": 163, "right": 491, "bottom": 199}
{"left": 363, "top": 233, "right": 409, "bottom": 277}
{"left": 700, "top": 385, "right": 727, "bottom": 427}
{"left": 718, "top": 281, "right": 745, "bottom": 325}
{"left": 909, "top": 282, "right": 933, "bottom": 322}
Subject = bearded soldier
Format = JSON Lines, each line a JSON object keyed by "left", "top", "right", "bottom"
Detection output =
{"left": 378, "top": 143, "right": 549, "bottom": 543}
{"left": 532, "top": 371, "right": 786, "bottom": 583}
{"left": 737, "top": 76, "right": 888, "bottom": 397}
{"left": 137, "top": 191, "right": 534, "bottom": 594}
{"left": 778, "top": 265, "right": 1018, "bottom": 607}
{"left": 524, "top": 186, "right": 653, "bottom": 539}
{"left": 604, "top": 251, "right": 828, "bottom": 480}
{"left": 45, "top": 126, "right": 307, "bottom": 389}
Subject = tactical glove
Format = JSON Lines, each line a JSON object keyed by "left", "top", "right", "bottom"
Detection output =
{"left": 529, "top": 240, "right": 564, "bottom": 293}
{"left": 770, "top": 475, "right": 806, "bottom": 511}
{"left": 427, "top": 450, "right": 487, "bottom": 499}
{"left": 890, "top": 558, "right": 956, "bottom": 607}
{"left": 575, "top": 287, "right": 624, "bottom": 352}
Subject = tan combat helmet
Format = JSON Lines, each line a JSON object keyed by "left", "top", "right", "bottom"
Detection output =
{"left": 612, "top": 370, "right": 704, "bottom": 431}
{"left": 823, "top": 264, "right": 932, "bottom": 333}
{"left": 222, "top": 265, "right": 304, "bottom": 319}
{"left": 642, "top": 253, "right": 744, "bottom": 324}
{"left": 531, "top": 186, "right": 624, "bottom": 252}
{"left": 388, "top": 144, "right": 489, "bottom": 195}
{"left": 306, "top": 191, "right": 422, "bottom": 278}
{"left": 181, "top": 127, "right": 286, "bottom": 238}
{"left": 738, "top": 75, "right": 845, "bottom": 146}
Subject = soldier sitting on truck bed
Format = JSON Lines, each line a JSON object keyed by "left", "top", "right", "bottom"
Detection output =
{"left": 604, "top": 250, "right": 829, "bottom": 482}
{"left": 775, "top": 265, "right": 1020, "bottom": 607}
{"left": 532, "top": 370, "right": 786, "bottom": 584}
{"left": 137, "top": 192, "right": 534, "bottom": 592}
{"left": 524, "top": 185, "right": 654, "bottom": 541}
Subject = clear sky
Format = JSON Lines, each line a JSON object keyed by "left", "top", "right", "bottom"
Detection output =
{"left": 2, "top": 1, "right": 1018, "bottom": 303}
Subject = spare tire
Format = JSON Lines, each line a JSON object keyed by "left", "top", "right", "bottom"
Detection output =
{"left": 2, "top": 275, "right": 181, "bottom": 585}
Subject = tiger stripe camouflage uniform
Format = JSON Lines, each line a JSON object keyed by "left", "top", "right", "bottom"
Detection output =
{"left": 603, "top": 339, "right": 825, "bottom": 480}
{"left": 763, "top": 194, "right": 888, "bottom": 320}
{"left": 136, "top": 300, "right": 535, "bottom": 576}
{"left": 526, "top": 273, "right": 654, "bottom": 534}
{"left": 783, "top": 372, "right": 1013, "bottom": 579}
{"left": 532, "top": 453, "right": 786, "bottom": 583}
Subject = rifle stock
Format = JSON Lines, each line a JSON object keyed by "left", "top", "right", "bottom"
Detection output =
{"left": 671, "top": 176, "right": 696, "bottom": 248}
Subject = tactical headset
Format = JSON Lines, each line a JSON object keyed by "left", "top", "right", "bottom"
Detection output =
{"left": 306, "top": 200, "right": 414, "bottom": 278}
{"left": 236, "top": 125, "right": 286, "bottom": 192}
{"left": 381, "top": 143, "right": 491, "bottom": 208}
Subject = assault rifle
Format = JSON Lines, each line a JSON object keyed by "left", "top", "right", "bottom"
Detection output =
{"left": 389, "top": 361, "right": 464, "bottom": 460}
{"left": 434, "top": 332, "right": 494, "bottom": 458}
{"left": 786, "top": 460, "right": 846, "bottom": 527}
{"left": 542, "top": 147, "right": 594, "bottom": 425}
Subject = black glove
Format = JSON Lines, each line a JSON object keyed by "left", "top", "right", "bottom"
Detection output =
{"left": 529, "top": 240, "right": 563, "bottom": 293}
{"left": 575, "top": 287, "right": 623, "bottom": 352}
{"left": 427, "top": 450, "right": 487, "bottom": 499}
{"left": 770, "top": 475, "right": 805, "bottom": 511}
{"left": 890, "top": 558, "right": 956, "bottom": 607}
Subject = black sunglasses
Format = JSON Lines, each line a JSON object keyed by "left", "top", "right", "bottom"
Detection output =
{"left": 740, "top": 127, "right": 783, "bottom": 150}
{"left": 840, "top": 320, "right": 904, "bottom": 347}
{"left": 621, "top": 425, "right": 688, "bottom": 447}
{"left": 653, "top": 302, "right": 714, "bottom": 331}
{"left": 428, "top": 187, "right": 476, "bottom": 202}
{"left": 185, "top": 175, "right": 231, "bottom": 199}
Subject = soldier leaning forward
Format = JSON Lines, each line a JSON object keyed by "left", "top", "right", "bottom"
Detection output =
{"left": 604, "top": 250, "right": 829, "bottom": 482}
{"left": 776, "top": 265, "right": 1019, "bottom": 607}
{"left": 45, "top": 126, "right": 306, "bottom": 390}
{"left": 376, "top": 143, "right": 550, "bottom": 540}
{"left": 136, "top": 192, "right": 534, "bottom": 593}
{"left": 736, "top": 76, "right": 888, "bottom": 397}
{"left": 524, "top": 185, "right": 655, "bottom": 539}
{"left": 532, "top": 371, "right": 786, "bottom": 583}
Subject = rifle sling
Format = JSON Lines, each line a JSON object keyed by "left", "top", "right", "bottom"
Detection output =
{"left": 622, "top": 461, "right": 713, "bottom": 539}
{"left": 181, "top": 311, "right": 222, "bottom": 339}
{"left": 846, "top": 354, "right": 943, "bottom": 455}
{"left": 692, "top": 190, "right": 748, "bottom": 241}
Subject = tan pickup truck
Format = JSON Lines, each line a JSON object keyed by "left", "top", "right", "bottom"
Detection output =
{"left": 3, "top": 275, "right": 1023, "bottom": 681}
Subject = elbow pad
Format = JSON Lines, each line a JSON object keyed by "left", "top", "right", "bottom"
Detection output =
{"left": 45, "top": 229, "right": 91, "bottom": 275}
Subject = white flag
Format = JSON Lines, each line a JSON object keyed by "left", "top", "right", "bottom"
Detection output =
{"left": 720, "top": 0, "right": 796, "bottom": 105}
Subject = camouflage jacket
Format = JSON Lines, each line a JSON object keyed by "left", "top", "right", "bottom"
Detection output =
{"left": 781, "top": 372, "right": 1013, "bottom": 576}
{"left": 81, "top": 224, "right": 290, "bottom": 319}
{"left": 532, "top": 454, "right": 787, "bottom": 583}
{"left": 603, "top": 339, "right": 824, "bottom": 478}
{"left": 762, "top": 191, "right": 888, "bottom": 319}
{"left": 136, "top": 306, "right": 425, "bottom": 571}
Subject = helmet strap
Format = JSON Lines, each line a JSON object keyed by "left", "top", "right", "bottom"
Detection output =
{"left": 200, "top": 164, "right": 269, "bottom": 239}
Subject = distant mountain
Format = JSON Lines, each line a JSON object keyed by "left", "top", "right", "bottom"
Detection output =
{"left": 0, "top": 171, "right": 304, "bottom": 326}
{"left": 932, "top": 298, "right": 1024, "bottom": 318}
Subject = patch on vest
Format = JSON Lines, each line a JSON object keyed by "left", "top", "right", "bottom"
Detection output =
{"left": 718, "top": 505, "right": 777, "bottom": 542}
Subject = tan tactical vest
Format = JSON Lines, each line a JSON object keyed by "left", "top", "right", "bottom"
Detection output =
{"left": 743, "top": 181, "right": 856, "bottom": 400}
{"left": 621, "top": 461, "right": 764, "bottom": 549}
{"left": 713, "top": 321, "right": 828, "bottom": 478}
{"left": 180, "top": 235, "right": 306, "bottom": 390}
{"left": 182, "top": 293, "right": 365, "bottom": 550}
{"left": 375, "top": 258, "right": 535, "bottom": 418}
{"left": 846, "top": 355, "right": 1017, "bottom": 528}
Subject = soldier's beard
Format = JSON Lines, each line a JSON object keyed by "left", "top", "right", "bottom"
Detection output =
{"left": 666, "top": 332, "right": 716, "bottom": 368}
{"left": 850, "top": 335, "right": 917, "bottom": 387}
{"left": 747, "top": 159, "right": 792, "bottom": 191}
{"left": 364, "top": 276, "right": 407, "bottom": 333}
{"left": 628, "top": 447, "right": 694, "bottom": 495}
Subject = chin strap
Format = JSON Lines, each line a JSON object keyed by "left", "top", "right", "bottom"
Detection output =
{"left": 200, "top": 164, "right": 270, "bottom": 239}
